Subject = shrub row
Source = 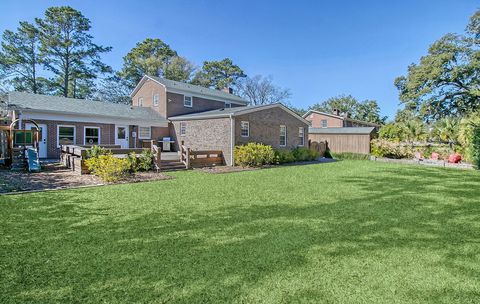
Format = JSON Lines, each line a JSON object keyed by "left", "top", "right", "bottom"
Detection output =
{"left": 332, "top": 152, "right": 370, "bottom": 160}
{"left": 234, "top": 143, "right": 319, "bottom": 167}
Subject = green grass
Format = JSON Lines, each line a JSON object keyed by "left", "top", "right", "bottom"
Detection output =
{"left": 1, "top": 161, "right": 480, "bottom": 303}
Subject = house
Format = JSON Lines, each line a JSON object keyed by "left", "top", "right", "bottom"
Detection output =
{"left": 3, "top": 75, "right": 309, "bottom": 165}
{"left": 303, "top": 109, "right": 379, "bottom": 155}
{"left": 303, "top": 109, "right": 380, "bottom": 129}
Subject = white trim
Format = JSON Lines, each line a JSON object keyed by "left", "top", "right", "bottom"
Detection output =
{"left": 138, "top": 126, "right": 151, "bottom": 139}
{"left": 83, "top": 126, "right": 101, "bottom": 145}
{"left": 130, "top": 75, "right": 167, "bottom": 98}
{"left": 138, "top": 97, "right": 144, "bottom": 107}
{"left": 298, "top": 127, "right": 305, "bottom": 147}
{"left": 303, "top": 110, "right": 344, "bottom": 120}
{"left": 169, "top": 103, "right": 310, "bottom": 125}
{"left": 21, "top": 111, "right": 168, "bottom": 127}
{"left": 153, "top": 94, "right": 159, "bottom": 106}
{"left": 321, "top": 119, "right": 328, "bottom": 128}
{"left": 183, "top": 95, "right": 193, "bottom": 108}
{"left": 280, "top": 125, "right": 287, "bottom": 147}
{"left": 133, "top": 75, "right": 248, "bottom": 105}
{"left": 225, "top": 102, "right": 232, "bottom": 108}
{"left": 167, "top": 88, "right": 247, "bottom": 105}
{"left": 57, "top": 124, "right": 76, "bottom": 147}
{"left": 240, "top": 121, "right": 249, "bottom": 137}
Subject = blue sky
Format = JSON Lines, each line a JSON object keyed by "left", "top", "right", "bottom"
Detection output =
{"left": 0, "top": 1, "right": 477, "bottom": 119}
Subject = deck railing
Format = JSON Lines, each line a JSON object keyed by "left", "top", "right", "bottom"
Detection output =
{"left": 150, "top": 140, "right": 161, "bottom": 172}
{"left": 180, "top": 140, "right": 224, "bottom": 168}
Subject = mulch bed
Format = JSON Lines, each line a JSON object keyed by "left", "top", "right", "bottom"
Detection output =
{"left": 0, "top": 163, "right": 172, "bottom": 194}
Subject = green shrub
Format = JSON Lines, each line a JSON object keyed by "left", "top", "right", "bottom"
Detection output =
{"left": 126, "top": 151, "right": 139, "bottom": 173}
{"left": 86, "top": 145, "right": 108, "bottom": 158}
{"left": 324, "top": 149, "right": 333, "bottom": 159}
{"left": 333, "top": 152, "right": 370, "bottom": 160}
{"left": 85, "top": 153, "right": 130, "bottom": 182}
{"left": 292, "top": 147, "right": 320, "bottom": 161}
{"left": 371, "top": 139, "right": 414, "bottom": 159}
{"left": 274, "top": 149, "right": 296, "bottom": 164}
{"left": 234, "top": 143, "right": 275, "bottom": 167}
{"left": 137, "top": 149, "right": 153, "bottom": 171}
{"left": 472, "top": 126, "right": 480, "bottom": 169}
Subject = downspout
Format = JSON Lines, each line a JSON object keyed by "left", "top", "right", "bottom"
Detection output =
{"left": 230, "top": 113, "right": 235, "bottom": 166}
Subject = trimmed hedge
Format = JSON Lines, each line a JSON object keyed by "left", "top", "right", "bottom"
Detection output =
{"left": 472, "top": 126, "right": 480, "bottom": 169}
{"left": 234, "top": 143, "right": 275, "bottom": 167}
{"left": 333, "top": 152, "right": 370, "bottom": 160}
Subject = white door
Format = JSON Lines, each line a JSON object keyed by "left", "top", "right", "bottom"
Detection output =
{"left": 115, "top": 125, "right": 129, "bottom": 148}
{"left": 26, "top": 123, "right": 47, "bottom": 158}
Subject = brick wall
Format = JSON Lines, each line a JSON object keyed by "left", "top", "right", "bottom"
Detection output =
{"left": 21, "top": 119, "right": 115, "bottom": 158}
{"left": 131, "top": 78, "right": 167, "bottom": 117}
{"left": 305, "top": 112, "right": 344, "bottom": 128}
{"left": 235, "top": 107, "right": 309, "bottom": 149}
{"left": 171, "top": 118, "right": 232, "bottom": 165}
{"left": 166, "top": 92, "right": 233, "bottom": 117}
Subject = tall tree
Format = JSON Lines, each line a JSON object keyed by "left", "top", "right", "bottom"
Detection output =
{"left": 95, "top": 74, "right": 131, "bottom": 104}
{"left": 36, "top": 6, "right": 111, "bottom": 98}
{"left": 0, "top": 21, "right": 45, "bottom": 93}
{"left": 119, "top": 38, "right": 178, "bottom": 88}
{"left": 235, "top": 75, "right": 290, "bottom": 105}
{"left": 309, "top": 95, "right": 385, "bottom": 124}
{"left": 395, "top": 9, "right": 480, "bottom": 121}
{"left": 162, "top": 56, "right": 195, "bottom": 82}
{"left": 191, "top": 58, "right": 246, "bottom": 89}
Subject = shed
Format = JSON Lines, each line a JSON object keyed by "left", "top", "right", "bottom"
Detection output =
{"left": 308, "top": 127, "right": 376, "bottom": 154}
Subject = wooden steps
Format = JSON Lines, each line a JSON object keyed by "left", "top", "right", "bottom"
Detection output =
{"left": 160, "top": 160, "right": 187, "bottom": 171}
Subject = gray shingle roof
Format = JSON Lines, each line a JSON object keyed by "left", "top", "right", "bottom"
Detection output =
{"left": 309, "top": 127, "right": 376, "bottom": 134}
{"left": 145, "top": 76, "right": 248, "bottom": 104}
{"left": 7, "top": 91, "right": 168, "bottom": 126}
{"left": 169, "top": 103, "right": 310, "bottom": 125}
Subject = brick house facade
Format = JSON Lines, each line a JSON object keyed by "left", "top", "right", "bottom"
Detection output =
{"left": 6, "top": 75, "right": 310, "bottom": 166}
{"left": 303, "top": 110, "right": 379, "bottom": 129}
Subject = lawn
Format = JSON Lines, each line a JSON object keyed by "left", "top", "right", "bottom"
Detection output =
{"left": 1, "top": 161, "right": 479, "bottom": 303}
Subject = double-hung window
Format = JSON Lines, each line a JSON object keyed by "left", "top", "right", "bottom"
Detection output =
{"left": 84, "top": 127, "right": 100, "bottom": 145}
{"left": 153, "top": 94, "right": 159, "bottom": 106}
{"left": 280, "top": 125, "right": 287, "bottom": 147}
{"left": 138, "top": 97, "right": 144, "bottom": 107}
{"left": 58, "top": 125, "right": 75, "bottom": 147}
{"left": 184, "top": 95, "right": 192, "bottom": 107}
{"left": 180, "top": 122, "right": 186, "bottom": 136}
{"left": 240, "top": 121, "right": 249, "bottom": 137}
{"left": 321, "top": 119, "right": 328, "bottom": 128}
{"left": 298, "top": 127, "right": 305, "bottom": 146}
{"left": 138, "top": 126, "right": 151, "bottom": 139}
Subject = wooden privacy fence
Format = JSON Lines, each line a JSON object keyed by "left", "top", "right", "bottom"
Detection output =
{"left": 180, "top": 141, "right": 224, "bottom": 169}
{"left": 309, "top": 140, "right": 328, "bottom": 156}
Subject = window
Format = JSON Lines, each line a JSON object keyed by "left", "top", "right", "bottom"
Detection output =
{"left": 84, "top": 127, "right": 100, "bottom": 145}
{"left": 153, "top": 94, "right": 159, "bottom": 106}
{"left": 138, "top": 126, "right": 151, "bottom": 139}
{"left": 240, "top": 121, "right": 249, "bottom": 137}
{"left": 58, "top": 125, "right": 75, "bottom": 147}
{"left": 298, "top": 127, "right": 305, "bottom": 146}
{"left": 321, "top": 119, "right": 327, "bottom": 128}
{"left": 225, "top": 102, "right": 232, "bottom": 108}
{"left": 280, "top": 125, "right": 287, "bottom": 147}
{"left": 180, "top": 122, "right": 186, "bottom": 136}
{"left": 138, "top": 97, "right": 144, "bottom": 107}
{"left": 184, "top": 95, "right": 192, "bottom": 107}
